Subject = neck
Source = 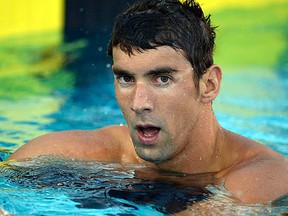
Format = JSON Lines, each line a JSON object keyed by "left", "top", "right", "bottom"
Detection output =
{"left": 156, "top": 105, "right": 226, "bottom": 174}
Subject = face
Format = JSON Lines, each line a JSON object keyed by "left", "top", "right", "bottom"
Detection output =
{"left": 112, "top": 46, "right": 204, "bottom": 164}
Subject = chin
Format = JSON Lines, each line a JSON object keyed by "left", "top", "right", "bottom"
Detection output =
{"left": 135, "top": 150, "right": 165, "bottom": 164}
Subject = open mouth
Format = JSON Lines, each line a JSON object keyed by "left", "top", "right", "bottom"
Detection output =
{"left": 136, "top": 125, "right": 161, "bottom": 144}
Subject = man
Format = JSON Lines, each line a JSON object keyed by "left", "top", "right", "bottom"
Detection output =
{"left": 8, "top": 0, "right": 288, "bottom": 204}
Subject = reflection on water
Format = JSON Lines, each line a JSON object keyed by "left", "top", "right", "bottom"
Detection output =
{"left": 0, "top": 157, "right": 211, "bottom": 215}
{"left": 214, "top": 67, "right": 288, "bottom": 157}
{"left": 0, "top": 96, "right": 65, "bottom": 152}
{"left": 1, "top": 157, "right": 287, "bottom": 215}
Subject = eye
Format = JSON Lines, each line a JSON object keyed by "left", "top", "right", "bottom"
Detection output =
{"left": 116, "top": 75, "right": 135, "bottom": 85}
{"left": 153, "top": 75, "right": 172, "bottom": 86}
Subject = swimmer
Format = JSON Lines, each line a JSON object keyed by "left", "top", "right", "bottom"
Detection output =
{"left": 8, "top": 0, "right": 288, "bottom": 205}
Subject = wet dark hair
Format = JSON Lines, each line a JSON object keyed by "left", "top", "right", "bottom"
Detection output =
{"left": 108, "top": 0, "right": 217, "bottom": 87}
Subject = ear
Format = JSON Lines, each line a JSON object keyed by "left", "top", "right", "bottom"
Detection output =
{"left": 199, "top": 64, "right": 222, "bottom": 104}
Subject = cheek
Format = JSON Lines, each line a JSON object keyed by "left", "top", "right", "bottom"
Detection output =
{"left": 115, "top": 87, "right": 131, "bottom": 114}
{"left": 164, "top": 86, "right": 197, "bottom": 112}
{"left": 164, "top": 90, "right": 199, "bottom": 129}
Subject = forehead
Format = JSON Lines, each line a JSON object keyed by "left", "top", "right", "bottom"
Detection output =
{"left": 112, "top": 46, "right": 192, "bottom": 72}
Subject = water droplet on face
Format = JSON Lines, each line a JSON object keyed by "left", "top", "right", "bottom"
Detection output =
{"left": 199, "top": 156, "right": 202, "bottom": 161}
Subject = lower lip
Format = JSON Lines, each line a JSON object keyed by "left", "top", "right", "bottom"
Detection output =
{"left": 136, "top": 129, "right": 160, "bottom": 145}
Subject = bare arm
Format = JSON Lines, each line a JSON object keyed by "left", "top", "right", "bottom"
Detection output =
{"left": 218, "top": 129, "right": 288, "bottom": 204}
{"left": 8, "top": 125, "right": 136, "bottom": 162}
{"left": 224, "top": 157, "right": 288, "bottom": 204}
{"left": 175, "top": 158, "right": 288, "bottom": 215}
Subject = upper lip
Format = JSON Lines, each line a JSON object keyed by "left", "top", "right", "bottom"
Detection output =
{"left": 135, "top": 124, "right": 161, "bottom": 130}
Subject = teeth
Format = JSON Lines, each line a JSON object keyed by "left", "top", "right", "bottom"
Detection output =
{"left": 144, "top": 132, "right": 154, "bottom": 137}
{"left": 137, "top": 126, "right": 160, "bottom": 138}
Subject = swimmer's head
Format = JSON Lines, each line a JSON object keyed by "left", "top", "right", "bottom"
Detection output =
{"left": 108, "top": 0, "right": 217, "bottom": 88}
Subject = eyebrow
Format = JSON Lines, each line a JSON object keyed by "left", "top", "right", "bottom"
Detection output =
{"left": 113, "top": 66, "right": 178, "bottom": 77}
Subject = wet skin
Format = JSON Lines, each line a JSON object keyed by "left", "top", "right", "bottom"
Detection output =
{"left": 111, "top": 46, "right": 237, "bottom": 175}
{"left": 113, "top": 46, "right": 209, "bottom": 165}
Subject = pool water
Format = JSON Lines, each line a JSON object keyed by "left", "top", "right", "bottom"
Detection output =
{"left": 1, "top": 158, "right": 212, "bottom": 215}
{"left": 0, "top": 157, "right": 287, "bottom": 215}
{"left": 0, "top": 37, "right": 288, "bottom": 215}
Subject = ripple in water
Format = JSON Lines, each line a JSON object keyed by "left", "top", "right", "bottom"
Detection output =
{"left": 0, "top": 156, "right": 287, "bottom": 215}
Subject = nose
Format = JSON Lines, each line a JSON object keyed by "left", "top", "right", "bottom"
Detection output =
{"left": 130, "top": 83, "right": 154, "bottom": 114}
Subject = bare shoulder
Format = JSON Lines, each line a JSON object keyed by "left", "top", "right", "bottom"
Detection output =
{"left": 224, "top": 152, "right": 288, "bottom": 204}
{"left": 8, "top": 125, "right": 135, "bottom": 162}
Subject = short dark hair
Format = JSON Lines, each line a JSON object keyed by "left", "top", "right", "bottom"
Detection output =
{"left": 108, "top": 0, "right": 217, "bottom": 87}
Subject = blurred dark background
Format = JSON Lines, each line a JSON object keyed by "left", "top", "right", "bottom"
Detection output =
{"left": 63, "top": 0, "right": 137, "bottom": 87}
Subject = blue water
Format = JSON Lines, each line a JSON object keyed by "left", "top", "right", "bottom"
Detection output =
{"left": 1, "top": 158, "right": 287, "bottom": 215}
{"left": 0, "top": 52, "right": 287, "bottom": 214}
{"left": 1, "top": 158, "right": 214, "bottom": 215}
